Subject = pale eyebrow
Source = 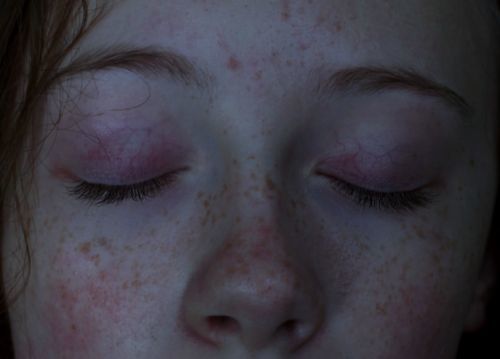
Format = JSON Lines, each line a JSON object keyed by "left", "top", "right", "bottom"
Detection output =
{"left": 313, "top": 66, "right": 473, "bottom": 118}
{"left": 57, "top": 45, "right": 473, "bottom": 118}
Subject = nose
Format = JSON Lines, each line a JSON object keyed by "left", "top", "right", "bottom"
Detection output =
{"left": 180, "top": 224, "right": 325, "bottom": 354}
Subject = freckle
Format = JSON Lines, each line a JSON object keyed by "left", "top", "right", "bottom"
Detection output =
{"left": 253, "top": 70, "right": 263, "bottom": 80}
{"left": 266, "top": 176, "right": 276, "bottom": 191}
{"left": 281, "top": 0, "right": 291, "bottom": 21}
{"left": 227, "top": 56, "right": 241, "bottom": 71}
{"left": 412, "top": 224, "right": 426, "bottom": 239}
{"left": 131, "top": 279, "right": 141, "bottom": 289}
{"left": 334, "top": 21, "right": 343, "bottom": 32}
{"left": 78, "top": 242, "right": 91, "bottom": 254}
{"left": 98, "top": 270, "right": 108, "bottom": 281}
{"left": 203, "top": 199, "right": 209, "bottom": 209}
{"left": 148, "top": 228, "right": 157, "bottom": 237}
{"left": 315, "top": 14, "right": 326, "bottom": 27}
{"left": 376, "top": 303, "right": 387, "bottom": 316}
{"left": 97, "top": 237, "right": 112, "bottom": 252}
{"left": 270, "top": 51, "right": 281, "bottom": 66}
{"left": 286, "top": 59, "right": 293, "bottom": 67}
{"left": 90, "top": 254, "right": 100, "bottom": 266}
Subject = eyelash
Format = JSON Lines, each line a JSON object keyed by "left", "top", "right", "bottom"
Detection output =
{"left": 325, "top": 176, "right": 437, "bottom": 213}
{"left": 65, "top": 171, "right": 183, "bottom": 206}
{"left": 66, "top": 170, "right": 437, "bottom": 213}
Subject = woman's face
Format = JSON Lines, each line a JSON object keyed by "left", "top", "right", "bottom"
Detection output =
{"left": 3, "top": 0, "right": 498, "bottom": 358}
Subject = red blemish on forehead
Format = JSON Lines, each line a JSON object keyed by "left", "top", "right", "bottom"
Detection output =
{"left": 227, "top": 56, "right": 242, "bottom": 71}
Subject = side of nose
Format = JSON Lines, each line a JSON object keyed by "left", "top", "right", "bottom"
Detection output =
{"left": 179, "top": 224, "right": 325, "bottom": 353}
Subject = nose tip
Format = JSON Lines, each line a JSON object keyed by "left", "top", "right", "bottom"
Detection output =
{"left": 180, "top": 231, "right": 325, "bottom": 353}
{"left": 182, "top": 271, "right": 324, "bottom": 353}
{"left": 186, "top": 282, "right": 320, "bottom": 351}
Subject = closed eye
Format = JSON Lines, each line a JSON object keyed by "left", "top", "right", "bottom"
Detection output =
{"left": 65, "top": 168, "right": 188, "bottom": 206}
{"left": 317, "top": 173, "right": 439, "bottom": 214}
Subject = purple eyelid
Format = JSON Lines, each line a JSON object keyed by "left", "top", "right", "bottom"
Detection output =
{"left": 51, "top": 131, "right": 193, "bottom": 185}
{"left": 315, "top": 151, "right": 424, "bottom": 191}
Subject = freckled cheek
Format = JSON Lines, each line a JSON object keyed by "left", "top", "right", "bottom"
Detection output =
{"left": 41, "top": 253, "right": 155, "bottom": 353}
{"left": 373, "top": 280, "right": 460, "bottom": 357}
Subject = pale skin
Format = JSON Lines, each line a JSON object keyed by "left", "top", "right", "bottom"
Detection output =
{"left": 2, "top": 0, "right": 499, "bottom": 358}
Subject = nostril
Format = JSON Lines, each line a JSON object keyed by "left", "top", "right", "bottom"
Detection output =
{"left": 278, "top": 319, "right": 299, "bottom": 336}
{"left": 276, "top": 319, "right": 315, "bottom": 350}
{"left": 206, "top": 315, "right": 240, "bottom": 333}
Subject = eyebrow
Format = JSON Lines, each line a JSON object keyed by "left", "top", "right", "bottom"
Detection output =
{"left": 58, "top": 45, "right": 211, "bottom": 89}
{"left": 313, "top": 66, "right": 473, "bottom": 117}
{"left": 58, "top": 45, "right": 473, "bottom": 117}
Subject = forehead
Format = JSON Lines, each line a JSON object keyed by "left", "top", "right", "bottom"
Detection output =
{"left": 73, "top": 0, "right": 493, "bottom": 114}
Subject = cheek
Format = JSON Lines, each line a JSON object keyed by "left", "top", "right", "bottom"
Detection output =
{"left": 43, "top": 262, "right": 125, "bottom": 353}
{"left": 362, "top": 256, "right": 468, "bottom": 358}
{"left": 40, "top": 247, "right": 158, "bottom": 356}
{"left": 377, "top": 283, "right": 451, "bottom": 355}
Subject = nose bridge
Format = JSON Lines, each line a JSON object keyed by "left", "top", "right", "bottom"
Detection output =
{"left": 216, "top": 223, "right": 300, "bottom": 295}
{"left": 223, "top": 146, "right": 285, "bottom": 227}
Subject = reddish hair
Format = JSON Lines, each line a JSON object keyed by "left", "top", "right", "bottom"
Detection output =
{"left": 0, "top": 1, "right": 107, "bottom": 356}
